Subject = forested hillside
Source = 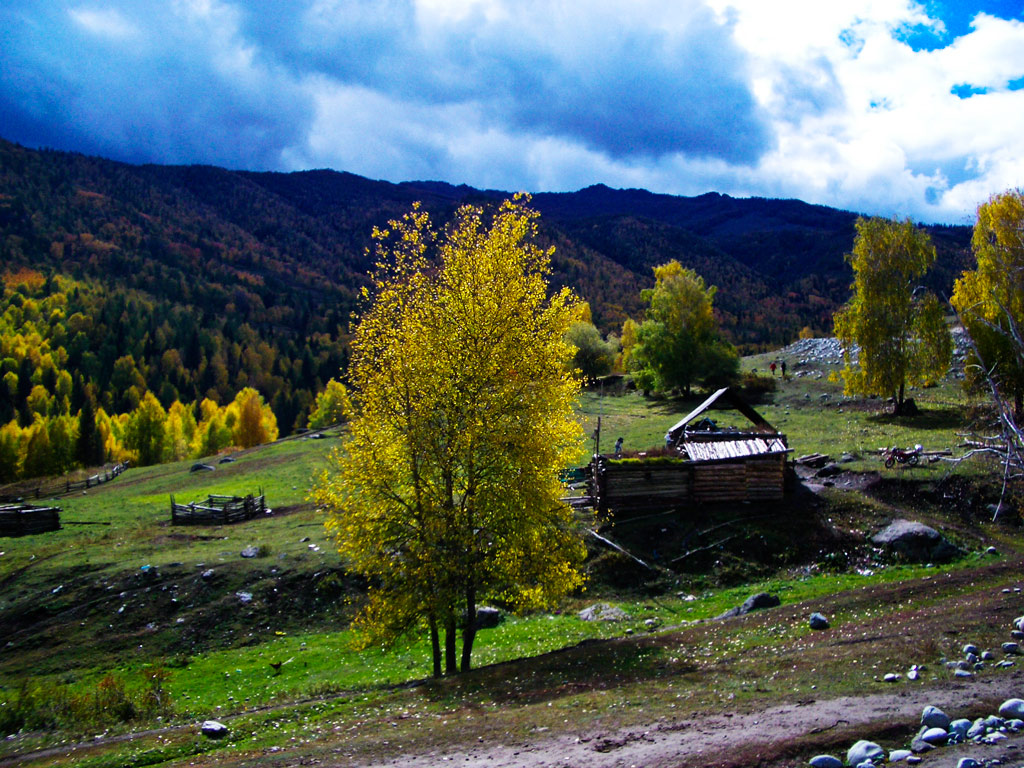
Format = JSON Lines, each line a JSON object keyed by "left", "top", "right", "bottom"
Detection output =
{"left": 0, "top": 138, "right": 973, "bottom": 475}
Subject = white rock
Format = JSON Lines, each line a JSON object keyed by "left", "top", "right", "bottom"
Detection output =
{"left": 847, "top": 741, "right": 885, "bottom": 766}
{"left": 809, "top": 755, "right": 843, "bottom": 768}
{"left": 998, "top": 698, "right": 1024, "bottom": 719}
{"left": 920, "top": 727, "right": 948, "bottom": 745}
{"left": 888, "top": 748, "right": 913, "bottom": 762}
{"left": 201, "top": 720, "right": 229, "bottom": 738}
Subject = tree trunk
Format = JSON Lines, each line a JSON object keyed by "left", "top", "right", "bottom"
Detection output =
{"left": 460, "top": 585, "right": 476, "bottom": 673}
{"left": 894, "top": 382, "right": 905, "bottom": 416}
{"left": 429, "top": 614, "right": 441, "bottom": 679}
{"left": 444, "top": 613, "right": 457, "bottom": 676}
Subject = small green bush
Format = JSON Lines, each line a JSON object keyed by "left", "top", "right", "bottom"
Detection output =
{"left": 739, "top": 372, "right": 777, "bottom": 403}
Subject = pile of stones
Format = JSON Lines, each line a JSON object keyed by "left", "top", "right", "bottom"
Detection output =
{"left": 810, "top": 700, "right": 1024, "bottom": 767}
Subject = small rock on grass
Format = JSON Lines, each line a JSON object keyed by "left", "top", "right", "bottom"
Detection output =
{"left": 888, "top": 749, "right": 913, "bottom": 762}
{"left": 956, "top": 759, "right": 983, "bottom": 768}
{"left": 1001, "top": 641, "right": 1022, "bottom": 655}
{"left": 201, "top": 720, "right": 229, "bottom": 739}
{"left": 809, "top": 612, "right": 829, "bottom": 630}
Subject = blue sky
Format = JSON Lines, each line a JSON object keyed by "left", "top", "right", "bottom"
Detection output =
{"left": 2, "top": 1, "right": 1023, "bottom": 223}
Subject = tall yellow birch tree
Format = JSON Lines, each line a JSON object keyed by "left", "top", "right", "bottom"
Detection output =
{"left": 833, "top": 217, "right": 952, "bottom": 415}
{"left": 951, "top": 189, "right": 1024, "bottom": 421}
{"left": 313, "top": 197, "right": 587, "bottom": 677}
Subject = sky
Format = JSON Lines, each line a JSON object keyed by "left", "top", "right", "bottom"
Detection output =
{"left": 2, "top": 1, "right": 1024, "bottom": 224}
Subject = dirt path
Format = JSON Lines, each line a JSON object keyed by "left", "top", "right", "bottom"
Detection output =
{"left": 350, "top": 671, "right": 1024, "bottom": 768}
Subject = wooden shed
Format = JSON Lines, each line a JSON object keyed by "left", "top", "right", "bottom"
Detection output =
{"left": 591, "top": 388, "right": 790, "bottom": 516}
{"left": 0, "top": 503, "right": 62, "bottom": 537}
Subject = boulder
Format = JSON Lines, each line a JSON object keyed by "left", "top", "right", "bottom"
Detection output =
{"left": 949, "top": 719, "right": 972, "bottom": 739}
{"left": 241, "top": 545, "right": 259, "bottom": 558}
{"left": 715, "top": 592, "right": 780, "bottom": 620}
{"left": 847, "top": 740, "right": 885, "bottom": 766}
{"left": 578, "top": 603, "right": 629, "bottom": 622}
{"left": 475, "top": 606, "right": 502, "bottom": 629}
{"left": 998, "top": 699, "right": 1024, "bottom": 719}
{"left": 920, "top": 727, "right": 948, "bottom": 745}
{"left": 921, "top": 705, "right": 951, "bottom": 729}
{"left": 808, "top": 755, "right": 843, "bottom": 768}
{"left": 201, "top": 720, "right": 229, "bottom": 738}
{"left": 1001, "top": 642, "right": 1022, "bottom": 655}
{"left": 809, "top": 612, "right": 830, "bottom": 630}
{"left": 871, "top": 519, "right": 961, "bottom": 563}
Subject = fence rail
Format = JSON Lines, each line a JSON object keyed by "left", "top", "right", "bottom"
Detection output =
{"left": 0, "top": 462, "right": 129, "bottom": 504}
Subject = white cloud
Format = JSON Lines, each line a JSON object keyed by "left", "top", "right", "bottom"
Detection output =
{"left": 4, "top": 0, "right": 1024, "bottom": 221}
{"left": 68, "top": 6, "right": 139, "bottom": 39}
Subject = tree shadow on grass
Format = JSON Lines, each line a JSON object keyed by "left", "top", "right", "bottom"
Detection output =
{"left": 866, "top": 405, "right": 966, "bottom": 431}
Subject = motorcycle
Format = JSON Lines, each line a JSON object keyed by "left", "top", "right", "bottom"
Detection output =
{"left": 884, "top": 444, "right": 922, "bottom": 468}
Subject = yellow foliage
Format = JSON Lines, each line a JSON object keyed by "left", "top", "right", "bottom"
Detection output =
{"left": 951, "top": 189, "right": 1024, "bottom": 413}
{"left": 833, "top": 217, "right": 951, "bottom": 412}
{"left": 313, "top": 198, "right": 588, "bottom": 675}
{"left": 229, "top": 387, "right": 278, "bottom": 449}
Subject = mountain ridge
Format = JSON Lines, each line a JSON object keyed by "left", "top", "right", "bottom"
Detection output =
{"left": 0, "top": 137, "right": 973, "bottom": 434}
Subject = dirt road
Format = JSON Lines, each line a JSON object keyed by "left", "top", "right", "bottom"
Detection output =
{"left": 352, "top": 671, "right": 1024, "bottom": 768}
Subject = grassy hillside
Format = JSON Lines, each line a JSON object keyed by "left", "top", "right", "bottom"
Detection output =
{"left": 0, "top": 357, "right": 1017, "bottom": 767}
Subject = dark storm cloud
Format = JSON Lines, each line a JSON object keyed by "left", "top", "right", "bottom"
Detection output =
{"left": 258, "top": 0, "right": 775, "bottom": 164}
{"left": 0, "top": 1, "right": 774, "bottom": 171}
{"left": 0, "top": 1, "right": 315, "bottom": 170}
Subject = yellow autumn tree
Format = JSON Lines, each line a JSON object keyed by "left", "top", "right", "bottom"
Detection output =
{"left": 951, "top": 189, "right": 1024, "bottom": 421}
{"left": 308, "top": 378, "right": 351, "bottom": 429}
{"left": 229, "top": 388, "right": 278, "bottom": 449}
{"left": 313, "top": 197, "right": 587, "bottom": 677}
{"left": 833, "top": 217, "right": 952, "bottom": 415}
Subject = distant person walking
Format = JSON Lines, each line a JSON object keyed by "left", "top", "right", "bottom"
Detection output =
{"left": 614, "top": 437, "right": 624, "bottom": 456}
{"left": 781, "top": 360, "right": 787, "bottom": 378}
{"left": 769, "top": 361, "right": 777, "bottom": 376}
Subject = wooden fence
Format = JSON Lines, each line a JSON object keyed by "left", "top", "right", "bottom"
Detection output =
{"left": 171, "top": 491, "right": 267, "bottom": 526}
{"left": 0, "top": 462, "right": 129, "bottom": 504}
{"left": 0, "top": 503, "right": 62, "bottom": 537}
